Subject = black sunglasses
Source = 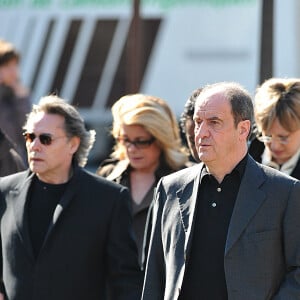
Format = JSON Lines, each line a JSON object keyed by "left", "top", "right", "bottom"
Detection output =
{"left": 117, "top": 137, "right": 156, "bottom": 149}
{"left": 23, "top": 132, "right": 66, "bottom": 146}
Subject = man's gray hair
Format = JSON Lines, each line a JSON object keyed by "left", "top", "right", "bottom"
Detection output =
{"left": 24, "top": 95, "right": 96, "bottom": 167}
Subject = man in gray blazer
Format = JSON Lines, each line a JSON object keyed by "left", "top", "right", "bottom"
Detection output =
{"left": 142, "top": 82, "right": 300, "bottom": 299}
{"left": 0, "top": 95, "right": 142, "bottom": 300}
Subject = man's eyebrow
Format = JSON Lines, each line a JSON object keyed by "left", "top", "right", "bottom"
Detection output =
{"left": 193, "top": 115, "right": 222, "bottom": 122}
{"left": 208, "top": 116, "right": 222, "bottom": 121}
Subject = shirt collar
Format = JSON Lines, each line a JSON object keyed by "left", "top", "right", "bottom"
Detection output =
{"left": 200, "top": 154, "right": 248, "bottom": 182}
{"left": 261, "top": 147, "right": 300, "bottom": 175}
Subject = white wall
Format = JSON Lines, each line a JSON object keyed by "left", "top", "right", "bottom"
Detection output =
{"left": 274, "top": 0, "right": 300, "bottom": 78}
{"left": 141, "top": 1, "right": 261, "bottom": 114}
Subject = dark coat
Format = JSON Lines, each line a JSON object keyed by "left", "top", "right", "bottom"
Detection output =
{"left": 97, "top": 158, "right": 175, "bottom": 267}
{"left": 0, "top": 166, "right": 142, "bottom": 300}
{"left": 142, "top": 156, "right": 300, "bottom": 300}
{"left": 0, "top": 84, "right": 31, "bottom": 163}
{"left": 0, "top": 129, "right": 25, "bottom": 176}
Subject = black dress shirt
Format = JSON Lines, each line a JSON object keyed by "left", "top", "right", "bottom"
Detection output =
{"left": 179, "top": 155, "right": 248, "bottom": 300}
{"left": 28, "top": 176, "right": 68, "bottom": 258}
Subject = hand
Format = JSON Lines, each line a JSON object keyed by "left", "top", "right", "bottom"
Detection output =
{"left": 0, "top": 292, "right": 4, "bottom": 300}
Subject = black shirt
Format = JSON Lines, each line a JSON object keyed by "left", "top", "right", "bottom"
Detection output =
{"left": 28, "top": 176, "right": 68, "bottom": 258}
{"left": 179, "top": 155, "right": 248, "bottom": 300}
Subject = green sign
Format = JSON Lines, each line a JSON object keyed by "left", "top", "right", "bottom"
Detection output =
{"left": 0, "top": 0, "right": 256, "bottom": 9}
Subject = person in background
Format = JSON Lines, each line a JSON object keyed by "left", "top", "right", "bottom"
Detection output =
{"left": 0, "top": 38, "right": 31, "bottom": 163}
{"left": 0, "top": 127, "right": 25, "bottom": 176}
{"left": 249, "top": 77, "right": 300, "bottom": 179}
{"left": 179, "top": 88, "right": 202, "bottom": 163}
{"left": 0, "top": 95, "right": 142, "bottom": 300}
{"left": 97, "top": 93, "right": 188, "bottom": 268}
{"left": 142, "top": 82, "right": 300, "bottom": 300}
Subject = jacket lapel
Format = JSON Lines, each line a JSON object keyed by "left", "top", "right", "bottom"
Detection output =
{"left": 225, "top": 157, "right": 267, "bottom": 255}
{"left": 177, "top": 164, "right": 202, "bottom": 254}
{"left": 11, "top": 171, "right": 36, "bottom": 260}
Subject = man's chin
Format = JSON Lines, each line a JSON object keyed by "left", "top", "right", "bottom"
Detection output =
{"left": 29, "top": 164, "right": 43, "bottom": 174}
{"left": 198, "top": 153, "right": 212, "bottom": 163}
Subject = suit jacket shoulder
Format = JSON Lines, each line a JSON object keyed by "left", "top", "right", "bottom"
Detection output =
{"left": 67, "top": 166, "right": 131, "bottom": 207}
{"left": 160, "top": 163, "right": 202, "bottom": 189}
{"left": 251, "top": 156, "right": 299, "bottom": 184}
{"left": 0, "top": 169, "right": 31, "bottom": 193}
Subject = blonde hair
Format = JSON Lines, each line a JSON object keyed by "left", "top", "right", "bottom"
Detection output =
{"left": 254, "top": 78, "right": 300, "bottom": 133}
{"left": 110, "top": 93, "right": 188, "bottom": 170}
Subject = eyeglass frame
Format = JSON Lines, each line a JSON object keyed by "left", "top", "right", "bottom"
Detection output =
{"left": 23, "top": 132, "right": 67, "bottom": 146}
{"left": 117, "top": 136, "right": 156, "bottom": 149}
{"left": 256, "top": 134, "right": 290, "bottom": 145}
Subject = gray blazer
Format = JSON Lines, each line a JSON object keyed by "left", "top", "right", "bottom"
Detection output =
{"left": 142, "top": 155, "right": 300, "bottom": 300}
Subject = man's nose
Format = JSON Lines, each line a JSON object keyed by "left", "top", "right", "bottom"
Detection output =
{"left": 29, "top": 137, "right": 42, "bottom": 150}
{"left": 195, "top": 122, "right": 209, "bottom": 138}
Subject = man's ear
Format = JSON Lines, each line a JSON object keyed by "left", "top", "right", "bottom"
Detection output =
{"left": 238, "top": 120, "right": 251, "bottom": 139}
{"left": 69, "top": 136, "right": 80, "bottom": 155}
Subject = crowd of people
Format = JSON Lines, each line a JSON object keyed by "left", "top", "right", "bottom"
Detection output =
{"left": 0, "top": 38, "right": 300, "bottom": 299}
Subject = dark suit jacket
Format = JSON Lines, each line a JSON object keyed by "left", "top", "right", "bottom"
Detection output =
{"left": 142, "top": 155, "right": 300, "bottom": 300}
{"left": 97, "top": 158, "right": 177, "bottom": 267}
{"left": 0, "top": 166, "right": 142, "bottom": 300}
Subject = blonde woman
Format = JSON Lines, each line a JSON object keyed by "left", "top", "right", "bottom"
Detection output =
{"left": 97, "top": 93, "right": 188, "bottom": 267}
{"left": 249, "top": 77, "right": 300, "bottom": 179}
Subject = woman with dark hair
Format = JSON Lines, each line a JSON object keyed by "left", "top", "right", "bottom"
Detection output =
{"left": 179, "top": 88, "right": 202, "bottom": 163}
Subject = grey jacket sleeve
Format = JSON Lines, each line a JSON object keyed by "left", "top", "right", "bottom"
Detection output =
{"left": 273, "top": 180, "right": 300, "bottom": 299}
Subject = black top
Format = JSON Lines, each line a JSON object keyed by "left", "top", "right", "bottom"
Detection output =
{"left": 27, "top": 176, "right": 68, "bottom": 258}
{"left": 179, "top": 155, "right": 248, "bottom": 300}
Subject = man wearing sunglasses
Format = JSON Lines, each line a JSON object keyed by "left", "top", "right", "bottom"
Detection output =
{"left": 0, "top": 95, "right": 142, "bottom": 300}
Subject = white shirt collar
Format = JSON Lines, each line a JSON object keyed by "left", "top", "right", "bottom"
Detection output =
{"left": 261, "top": 147, "right": 300, "bottom": 175}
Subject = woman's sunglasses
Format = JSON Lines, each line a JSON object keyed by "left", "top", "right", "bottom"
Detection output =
{"left": 23, "top": 132, "right": 66, "bottom": 146}
{"left": 117, "top": 137, "right": 156, "bottom": 149}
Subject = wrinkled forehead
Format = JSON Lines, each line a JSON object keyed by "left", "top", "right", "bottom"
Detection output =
{"left": 194, "top": 89, "right": 231, "bottom": 118}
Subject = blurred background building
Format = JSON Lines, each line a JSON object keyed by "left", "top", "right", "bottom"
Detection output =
{"left": 0, "top": 0, "right": 299, "bottom": 167}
